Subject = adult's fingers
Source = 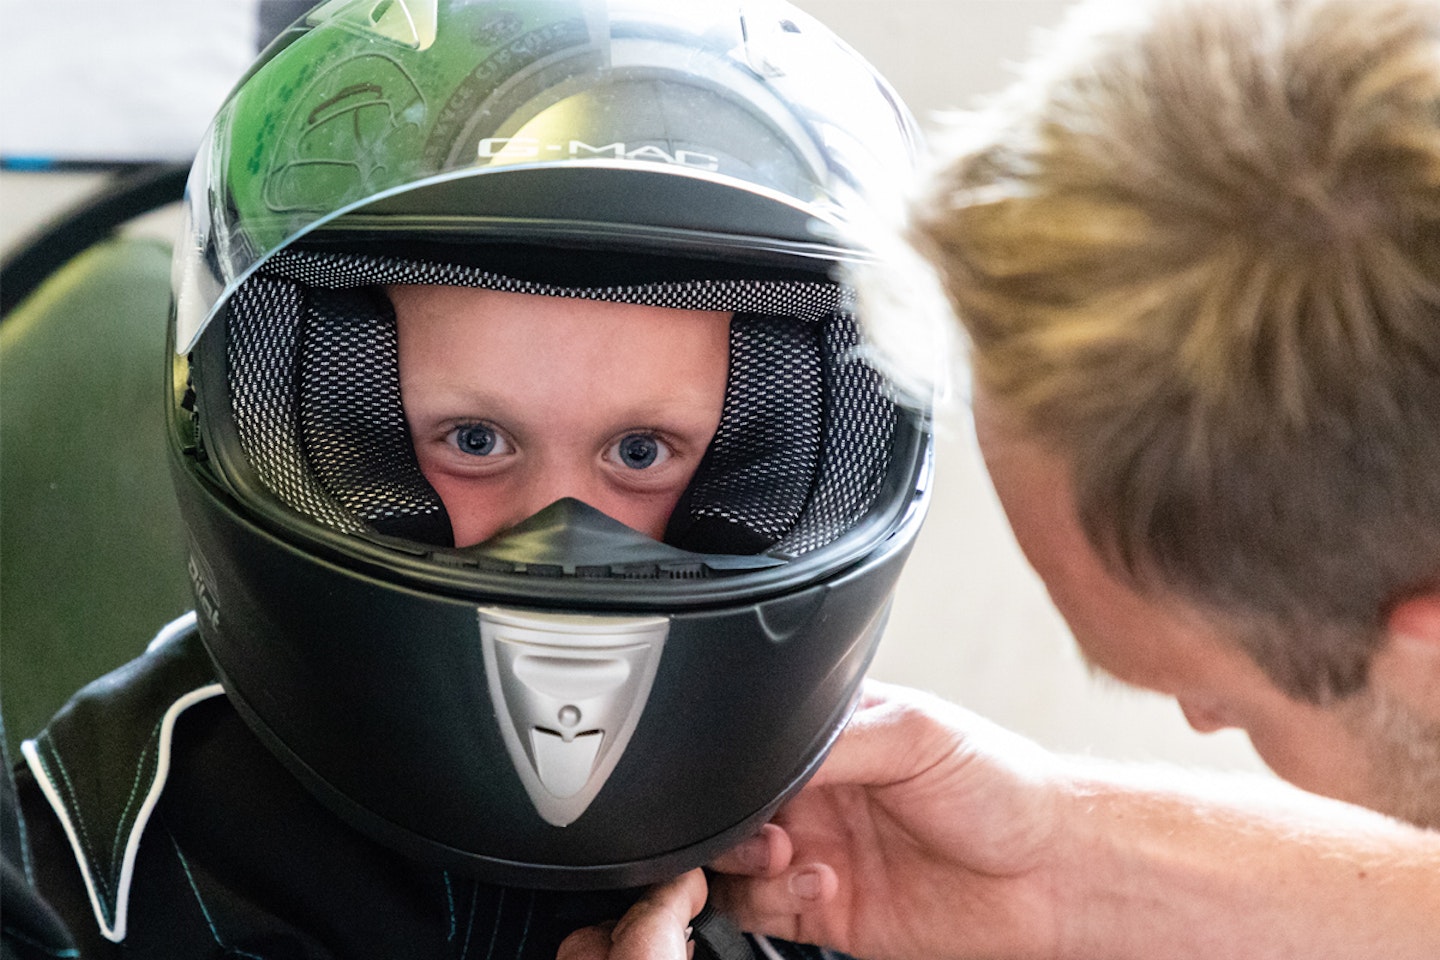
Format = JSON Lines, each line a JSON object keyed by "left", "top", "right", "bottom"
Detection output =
{"left": 808, "top": 680, "right": 963, "bottom": 791}
{"left": 557, "top": 923, "right": 618, "bottom": 960}
{"left": 711, "top": 862, "right": 840, "bottom": 941}
{"left": 605, "top": 869, "right": 708, "bottom": 960}
{"left": 708, "top": 823, "right": 794, "bottom": 878}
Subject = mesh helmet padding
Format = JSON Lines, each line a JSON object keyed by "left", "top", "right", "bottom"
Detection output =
{"left": 228, "top": 276, "right": 369, "bottom": 535}
{"left": 664, "top": 314, "right": 823, "bottom": 554}
{"left": 224, "top": 250, "right": 896, "bottom": 558}
{"left": 777, "top": 316, "right": 897, "bottom": 556}
{"left": 300, "top": 287, "right": 454, "bottom": 544}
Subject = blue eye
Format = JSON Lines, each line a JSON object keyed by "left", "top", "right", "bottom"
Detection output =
{"left": 455, "top": 423, "right": 498, "bottom": 456}
{"left": 616, "top": 433, "right": 659, "bottom": 469}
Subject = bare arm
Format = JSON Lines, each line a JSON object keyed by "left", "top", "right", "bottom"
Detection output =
{"left": 1053, "top": 763, "right": 1440, "bottom": 960}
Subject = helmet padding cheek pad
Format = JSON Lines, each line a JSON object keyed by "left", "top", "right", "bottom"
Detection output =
{"left": 226, "top": 249, "right": 895, "bottom": 559}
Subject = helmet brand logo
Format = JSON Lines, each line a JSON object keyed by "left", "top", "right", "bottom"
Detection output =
{"left": 479, "top": 607, "right": 669, "bottom": 827}
{"left": 478, "top": 137, "right": 720, "bottom": 171}
{"left": 186, "top": 550, "right": 221, "bottom": 631}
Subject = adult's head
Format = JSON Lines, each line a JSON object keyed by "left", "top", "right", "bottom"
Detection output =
{"left": 168, "top": 0, "right": 931, "bottom": 886}
{"left": 898, "top": 0, "right": 1440, "bottom": 824}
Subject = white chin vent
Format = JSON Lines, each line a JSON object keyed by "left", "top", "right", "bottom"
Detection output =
{"left": 479, "top": 606, "right": 669, "bottom": 826}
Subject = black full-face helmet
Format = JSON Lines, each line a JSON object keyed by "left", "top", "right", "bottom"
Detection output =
{"left": 170, "top": 0, "right": 932, "bottom": 890}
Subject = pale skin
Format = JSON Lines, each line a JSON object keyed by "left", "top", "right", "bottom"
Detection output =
{"left": 390, "top": 284, "right": 731, "bottom": 547}
{"left": 560, "top": 389, "right": 1440, "bottom": 960}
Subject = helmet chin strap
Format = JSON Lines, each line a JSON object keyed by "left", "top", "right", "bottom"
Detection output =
{"left": 689, "top": 900, "right": 754, "bottom": 960}
{"left": 450, "top": 498, "right": 785, "bottom": 574}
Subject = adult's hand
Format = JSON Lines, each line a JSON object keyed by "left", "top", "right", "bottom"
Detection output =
{"left": 712, "top": 680, "right": 1068, "bottom": 960}
{"left": 714, "top": 681, "right": 1440, "bottom": 960}
{"left": 556, "top": 825, "right": 794, "bottom": 960}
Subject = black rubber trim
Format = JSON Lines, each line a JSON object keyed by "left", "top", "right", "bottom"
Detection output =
{"left": 0, "top": 162, "right": 188, "bottom": 319}
{"left": 691, "top": 901, "right": 753, "bottom": 960}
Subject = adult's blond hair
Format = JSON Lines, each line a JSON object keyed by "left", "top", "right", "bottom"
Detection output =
{"left": 905, "top": 0, "right": 1440, "bottom": 701}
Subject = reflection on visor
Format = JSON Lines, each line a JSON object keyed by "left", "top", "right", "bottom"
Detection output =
{"left": 173, "top": 0, "right": 918, "bottom": 351}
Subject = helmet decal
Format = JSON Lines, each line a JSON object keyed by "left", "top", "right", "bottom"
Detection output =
{"left": 263, "top": 55, "right": 428, "bottom": 215}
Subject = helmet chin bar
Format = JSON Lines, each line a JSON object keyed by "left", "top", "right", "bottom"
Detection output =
{"left": 468, "top": 503, "right": 784, "bottom": 825}
{"left": 469, "top": 501, "right": 787, "bottom": 825}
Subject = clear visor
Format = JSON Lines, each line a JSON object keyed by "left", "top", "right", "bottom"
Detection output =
{"left": 173, "top": 0, "right": 918, "bottom": 352}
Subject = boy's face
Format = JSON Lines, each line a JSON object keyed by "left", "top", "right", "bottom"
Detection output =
{"left": 391, "top": 284, "right": 730, "bottom": 548}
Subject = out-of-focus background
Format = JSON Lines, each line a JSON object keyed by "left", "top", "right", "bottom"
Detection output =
{"left": 0, "top": 0, "right": 1268, "bottom": 775}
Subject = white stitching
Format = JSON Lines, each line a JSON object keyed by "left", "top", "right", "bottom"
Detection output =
{"left": 22, "top": 682, "right": 227, "bottom": 943}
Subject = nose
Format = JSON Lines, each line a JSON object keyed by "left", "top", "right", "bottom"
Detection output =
{"left": 1178, "top": 698, "right": 1234, "bottom": 734}
{"left": 507, "top": 463, "right": 608, "bottom": 529}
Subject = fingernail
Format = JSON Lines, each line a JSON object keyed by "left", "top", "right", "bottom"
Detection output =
{"left": 789, "top": 868, "right": 823, "bottom": 900}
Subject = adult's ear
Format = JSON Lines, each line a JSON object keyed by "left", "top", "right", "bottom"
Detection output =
{"left": 1373, "top": 592, "right": 1440, "bottom": 724}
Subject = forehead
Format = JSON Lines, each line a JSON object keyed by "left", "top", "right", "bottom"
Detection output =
{"left": 388, "top": 283, "right": 731, "bottom": 337}
{"left": 389, "top": 283, "right": 732, "bottom": 415}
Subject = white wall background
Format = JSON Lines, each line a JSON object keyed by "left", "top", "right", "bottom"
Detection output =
{"left": 0, "top": 0, "right": 1269, "bottom": 775}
